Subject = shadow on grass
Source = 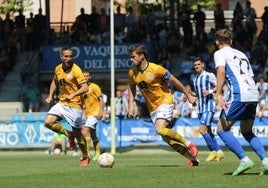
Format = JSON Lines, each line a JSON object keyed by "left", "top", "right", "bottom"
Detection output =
{"left": 224, "top": 172, "right": 260, "bottom": 176}
{"left": 135, "top": 164, "right": 179, "bottom": 167}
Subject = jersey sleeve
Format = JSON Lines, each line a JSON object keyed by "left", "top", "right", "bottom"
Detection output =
{"left": 214, "top": 50, "right": 226, "bottom": 68}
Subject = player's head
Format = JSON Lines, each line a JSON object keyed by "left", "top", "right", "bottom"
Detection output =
{"left": 215, "top": 28, "right": 232, "bottom": 47}
{"left": 193, "top": 57, "right": 204, "bottom": 74}
{"left": 82, "top": 70, "right": 91, "bottom": 83}
{"left": 128, "top": 44, "right": 147, "bottom": 67}
{"left": 61, "top": 48, "right": 73, "bottom": 71}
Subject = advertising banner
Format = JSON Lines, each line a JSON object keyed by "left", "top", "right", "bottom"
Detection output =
{"left": 1, "top": 118, "right": 268, "bottom": 148}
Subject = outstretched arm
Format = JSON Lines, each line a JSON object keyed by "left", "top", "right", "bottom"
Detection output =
{"left": 128, "top": 84, "right": 137, "bottom": 117}
{"left": 169, "top": 74, "right": 197, "bottom": 105}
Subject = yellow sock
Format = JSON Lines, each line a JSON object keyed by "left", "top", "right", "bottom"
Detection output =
{"left": 84, "top": 135, "right": 91, "bottom": 155}
{"left": 45, "top": 122, "right": 69, "bottom": 137}
{"left": 76, "top": 134, "right": 88, "bottom": 156}
{"left": 162, "top": 136, "right": 192, "bottom": 160}
{"left": 93, "top": 140, "right": 101, "bottom": 155}
{"left": 158, "top": 128, "right": 187, "bottom": 145}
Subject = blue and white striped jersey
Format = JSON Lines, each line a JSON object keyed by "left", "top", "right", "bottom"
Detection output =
{"left": 214, "top": 46, "right": 258, "bottom": 102}
{"left": 193, "top": 71, "right": 216, "bottom": 113}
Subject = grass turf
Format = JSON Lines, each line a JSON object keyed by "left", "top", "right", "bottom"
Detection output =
{"left": 0, "top": 149, "right": 266, "bottom": 188}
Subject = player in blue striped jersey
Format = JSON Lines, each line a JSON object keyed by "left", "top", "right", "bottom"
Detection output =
{"left": 214, "top": 28, "right": 268, "bottom": 176}
{"left": 191, "top": 57, "right": 224, "bottom": 162}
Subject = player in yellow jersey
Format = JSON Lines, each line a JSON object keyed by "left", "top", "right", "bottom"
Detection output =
{"left": 81, "top": 70, "right": 103, "bottom": 161}
{"left": 127, "top": 44, "right": 200, "bottom": 167}
{"left": 44, "top": 48, "right": 90, "bottom": 166}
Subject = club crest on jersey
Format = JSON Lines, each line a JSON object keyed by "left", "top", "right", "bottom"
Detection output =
{"left": 147, "top": 73, "right": 153, "bottom": 80}
{"left": 67, "top": 73, "right": 73, "bottom": 79}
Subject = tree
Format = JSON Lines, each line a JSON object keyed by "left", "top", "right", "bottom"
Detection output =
{"left": 0, "top": 0, "right": 33, "bottom": 14}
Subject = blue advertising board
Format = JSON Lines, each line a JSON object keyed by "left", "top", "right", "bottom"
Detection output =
{"left": 1, "top": 117, "right": 268, "bottom": 148}
{"left": 41, "top": 42, "right": 154, "bottom": 71}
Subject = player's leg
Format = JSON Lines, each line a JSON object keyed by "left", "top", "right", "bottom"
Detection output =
{"left": 217, "top": 102, "right": 255, "bottom": 175}
{"left": 90, "top": 127, "right": 101, "bottom": 159}
{"left": 82, "top": 126, "right": 91, "bottom": 155}
{"left": 156, "top": 119, "right": 198, "bottom": 158}
{"left": 162, "top": 135, "right": 199, "bottom": 167}
{"left": 44, "top": 115, "right": 69, "bottom": 136}
{"left": 241, "top": 125, "right": 268, "bottom": 175}
{"left": 200, "top": 125, "right": 224, "bottom": 161}
{"left": 44, "top": 104, "right": 69, "bottom": 136}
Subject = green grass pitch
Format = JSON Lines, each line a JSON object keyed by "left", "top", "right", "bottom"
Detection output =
{"left": 0, "top": 149, "right": 267, "bottom": 188}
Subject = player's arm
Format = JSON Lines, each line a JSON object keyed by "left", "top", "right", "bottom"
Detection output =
{"left": 46, "top": 78, "right": 57, "bottom": 104}
{"left": 66, "top": 82, "right": 89, "bottom": 100}
{"left": 169, "top": 74, "right": 197, "bottom": 105}
{"left": 216, "top": 66, "right": 226, "bottom": 109}
{"left": 128, "top": 84, "right": 136, "bottom": 117}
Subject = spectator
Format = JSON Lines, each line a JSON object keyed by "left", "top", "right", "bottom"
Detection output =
{"left": 33, "top": 8, "right": 46, "bottom": 49}
{"left": 76, "top": 8, "right": 90, "bottom": 32}
{"left": 2, "top": 12, "right": 14, "bottom": 50}
{"left": 232, "top": 2, "right": 244, "bottom": 31}
{"left": 176, "top": 87, "right": 193, "bottom": 117}
{"left": 70, "top": 17, "right": 87, "bottom": 44}
{"left": 26, "top": 12, "right": 34, "bottom": 51}
{"left": 154, "top": 4, "right": 167, "bottom": 35}
{"left": 193, "top": 4, "right": 206, "bottom": 37}
{"left": 261, "top": 6, "right": 268, "bottom": 27}
{"left": 157, "top": 47, "right": 171, "bottom": 69}
{"left": 256, "top": 77, "right": 268, "bottom": 106}
{"left": 125, "top": 6, "right": 136, "bottom": 35}
{"left": 214, "top": 3, "right": 225, "bottom": 31}
{"left": 115, "top": 90, "right": 128, "bottom": 119}
{"left": 243, "top": 0, "right": 257, "bottom": 43}
{"left": 15, "top": 9, "right": 26, "bottom": 52}
{"left": 114, "top": 5, "right": 125, "bottom": 34}
{"left": 138, "top": 6, "right": 148, "bottom": 34}
{"left": 39, "top": 86, "right": 51, "bottom": 112}
{"left": 99, "top": 8, "right": 109, "bottom": 35}
{"left": 23, "top": 81, "right": 40, "bottom": 112}
{"left": 178, "top": 4, "right": 193, "bottom": 48}
{"left": 88, "top": 6, "right": 100, "bottom": 34}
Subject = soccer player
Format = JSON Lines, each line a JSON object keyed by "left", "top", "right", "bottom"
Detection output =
{"left": 214, "top": 28, "right": 268, "bottom": 176}
{"left": 43, "top": 48, "right": 89, "bottom": 166}
{"left": 191, "top": 57, "right": 224, "bottom": 162}
{"left": 82, "top": 70, "right": 103, "bottom": 161}
{"left": 127, "top": 44, "right": 200, "bottom": 167}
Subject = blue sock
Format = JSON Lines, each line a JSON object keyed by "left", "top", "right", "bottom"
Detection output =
{"left": 243, "top": 132, "right": 267, "bottom": 160}
{"left": 217, "top": 130, "right": 246, "bottom": 159}
{"left": 210, "top": 132, "right": 221, "bottom": 151}
{"left": 202, "top": 132, "right": 220, "bottom": 151}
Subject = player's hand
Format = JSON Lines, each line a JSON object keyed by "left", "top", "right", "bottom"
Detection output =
{"left": 217, "top": 95, "right": 227, "bottom": 110}
{"left": 45, "top": 97, "right": 52, "bottom": 104}
{"left": 127, "top": 106, "right": 135, "bottom": 118}
{"left": 65, "top": 94, "right": 74, "bottom": 101}
{"left": 188, "top": 95, "right": 197, "bottom": 107}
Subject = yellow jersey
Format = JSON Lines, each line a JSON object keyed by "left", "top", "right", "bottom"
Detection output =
{"left": 54, "top": 63, "right": 86, "bottom": 109}
{"left": 129, "top": 62, "right": 173, "bottom": 112}
{"left": 83, "top": 82, "right": 102, "bottom": 117}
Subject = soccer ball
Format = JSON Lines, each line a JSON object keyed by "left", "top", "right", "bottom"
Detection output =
{"left": 54, "top": 148, "right": 61, "bottom": 155}
{"left": 98, "top": 152, "right": 115, "bottom": 168}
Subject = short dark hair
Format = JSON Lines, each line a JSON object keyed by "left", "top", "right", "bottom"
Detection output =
{"left": 127, "top": 44, "right": 147, "bottom": 57}
{"left": 193, "top": 57, "right": 203, "bottom": 63}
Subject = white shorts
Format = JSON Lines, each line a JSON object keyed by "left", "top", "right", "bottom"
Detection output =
{"left": 84, "top": 116, "right": 98, "bottom": 129}
{"left": 48, "top": 103, "right": 83, "bottom": 129}
{"left": 150, "top": 104, "right": 174, "bottom": 124}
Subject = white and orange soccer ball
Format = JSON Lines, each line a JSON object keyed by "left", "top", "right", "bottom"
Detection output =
{"left": 98, "top": 152, "right": 115, "bottom": 168}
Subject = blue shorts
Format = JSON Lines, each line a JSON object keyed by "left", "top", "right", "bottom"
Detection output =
{"left": 220, "top": 101, "right": 257, "bottom": 121}
{"left": 198, "top": 111, "right": 214, "bottom": 126}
